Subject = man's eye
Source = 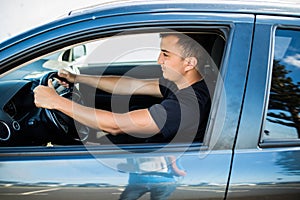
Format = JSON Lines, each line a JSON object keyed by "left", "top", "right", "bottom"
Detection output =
{"left": 163, "top": 53, "right": 168, "bottom": 57}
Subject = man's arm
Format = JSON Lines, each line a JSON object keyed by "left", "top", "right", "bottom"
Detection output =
{"left": 58, "top": 69, "right": 162, "bottom": 97}
{"left": 34, "top": 79, "right": 161, "bottom": 135}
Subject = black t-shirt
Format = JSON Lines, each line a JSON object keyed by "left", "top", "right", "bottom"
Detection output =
{"left": 148, "top": 77, "right": 211, "bottom": 143}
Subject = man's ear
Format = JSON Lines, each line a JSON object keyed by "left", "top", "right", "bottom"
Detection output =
{"left": 184, "top": 57, "right": 198, "bottom": 72}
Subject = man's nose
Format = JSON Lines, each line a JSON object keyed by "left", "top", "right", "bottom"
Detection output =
{"left": 157, "top": 52, "right": 164, "bottom": 64}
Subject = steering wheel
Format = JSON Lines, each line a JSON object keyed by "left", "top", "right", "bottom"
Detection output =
{"left": 39, "top": 71, "right": 90, "bottom": 143}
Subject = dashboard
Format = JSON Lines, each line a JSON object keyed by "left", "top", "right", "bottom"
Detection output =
{"left": 3, "top": 82, "right": 35, "bottom": 121}
{"left": 0, "top": 80, "right": 43, "bottom": 145}
{"left": 0, "top": 76, "right": 84, "bottom": 146}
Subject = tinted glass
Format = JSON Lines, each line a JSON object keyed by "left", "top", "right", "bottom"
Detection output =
{"left": 264, "top": 29, "right": 300, "bottom": 140}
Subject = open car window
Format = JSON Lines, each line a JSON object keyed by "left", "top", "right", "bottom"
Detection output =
{"left": 0, "top": 30, "right": 226, "bottom": 148}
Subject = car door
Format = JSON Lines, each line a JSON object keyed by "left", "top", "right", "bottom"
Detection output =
{"left": 227, "top": 15, "right": 300, "bottom": 199}
{"left": 0, "top": 6, "right": 254, "bottom": 200}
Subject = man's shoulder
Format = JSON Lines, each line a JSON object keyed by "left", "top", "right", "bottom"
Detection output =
{"left": 193, "top": 80, "right": 211, "bottom": 96}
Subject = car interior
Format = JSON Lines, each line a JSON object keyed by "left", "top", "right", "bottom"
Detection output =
{"left": 0, "top": 30, "right": 226, "bottom": 147}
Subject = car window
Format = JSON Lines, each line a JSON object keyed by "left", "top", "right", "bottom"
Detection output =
{"left": 263, "top": 28, "right": 300, "bottom": 141}
{"left": 82, "top": 33, "right": 160, "bottom": 65}
{"left": 0, "top": 30, "right": 226, "bottom": 148}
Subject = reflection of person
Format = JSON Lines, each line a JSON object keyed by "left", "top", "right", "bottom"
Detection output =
{"left": 34, "top": 33, "right": 211, "bottom": 143}
{"left": 118, "top": 156, "right": 186, "bottom": 200}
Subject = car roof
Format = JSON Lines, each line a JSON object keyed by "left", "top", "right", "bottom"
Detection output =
{"left": 68, "top": 0, "right": 300, "bottom": 18}
{"left": 1, "top": 0, "right": 299, "bottom": 52}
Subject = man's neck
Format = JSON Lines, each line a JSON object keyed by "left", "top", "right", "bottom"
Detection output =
{"left": 176, "top": 73, "right": 203, "bottom": 90}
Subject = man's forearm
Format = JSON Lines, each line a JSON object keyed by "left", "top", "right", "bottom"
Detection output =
{"left": 75, "top": 74, "right": 161, "bottom": 96}
{"left": 53, "top": 96, "right": 160, "bottom": 135}
{"left": 53, "top": 96, "right": 121, "bottom": 133}
{"left": 75, "top": 74, "right": 132, "bottom": 94}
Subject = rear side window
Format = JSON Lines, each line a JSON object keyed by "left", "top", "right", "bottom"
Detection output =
{"left": 263, "top": 29, "right": 300, "bottom": 141}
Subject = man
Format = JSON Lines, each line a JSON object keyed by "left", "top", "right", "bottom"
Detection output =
{"left": 34, "top": 33, "right": 211, "bottom": 143}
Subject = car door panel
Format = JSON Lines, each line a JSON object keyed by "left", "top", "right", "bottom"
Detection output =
{"left": 0, "top": 147, "right": 232, "bottom": 200}
{"left": 227, "top": 15, "right": 300, "bottom": 199}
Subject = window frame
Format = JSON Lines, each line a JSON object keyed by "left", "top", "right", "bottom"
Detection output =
{"left": 0, "top": 26, "right": 228, "bottom": 154}
{"left": 0, "top": 11, "right": 255, "bottom": 156}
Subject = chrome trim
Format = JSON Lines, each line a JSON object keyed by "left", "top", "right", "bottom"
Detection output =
{"left": 12, "top": 120, "right": 20, "bottom": 131}
{"left": 0, "top": 121, "right": 11, "bottom": 141}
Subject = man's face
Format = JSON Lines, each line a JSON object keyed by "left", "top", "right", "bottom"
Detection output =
{"left": 157, "top": 35, "right": 186, "bottom": 82}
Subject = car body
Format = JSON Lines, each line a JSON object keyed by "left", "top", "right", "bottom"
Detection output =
{"left": 0, "top": 0, "right": 299, "bottom": 199}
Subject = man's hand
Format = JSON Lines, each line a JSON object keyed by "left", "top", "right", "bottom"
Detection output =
{"left": 33, "top": 79, "right": 60, "bottom": 109}
{"left": 58, "top": 69, "right": 76, "bottom": 84}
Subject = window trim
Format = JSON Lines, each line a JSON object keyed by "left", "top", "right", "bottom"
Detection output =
{"left": 0, "top": 143, "right": 207, "bottom": 161}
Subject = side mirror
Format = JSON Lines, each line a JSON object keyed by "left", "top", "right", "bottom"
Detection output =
{"left": 61, "top": 45, "right": 87, "bottom": 62}
{"left": 73, "top": 45, "right": 87, "bottom": 60}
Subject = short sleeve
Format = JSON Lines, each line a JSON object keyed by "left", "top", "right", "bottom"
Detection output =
{"left": 149, "top": 84, "right": 203, "bottom": 142}
{"left": 149, "top": 97, "right": 181, "bottom": 140}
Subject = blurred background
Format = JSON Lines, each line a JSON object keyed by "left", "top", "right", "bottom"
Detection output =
{"left": 0, "top": 0, "right": 111, "bottom": 43}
